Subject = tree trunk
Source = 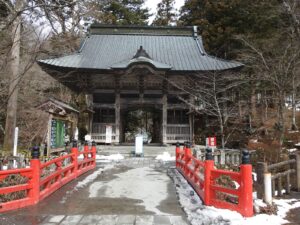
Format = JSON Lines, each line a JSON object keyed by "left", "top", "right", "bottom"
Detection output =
{"left": 264, "top": 90, "right": 268, "bottom": 122}
{"left": 220, "top": 123, "right": 225, "bottom": 149}
{"left": 291, "top": 78, "right": 298, "bottom": 130}
{"left": 3, "top": 1, "right": 22, "bottom": 155}
{"left": 250, "top": 84, "right": 256, "bottom": 126}
{"left": 278, "top": 91, "right": 285, "bottom": 150}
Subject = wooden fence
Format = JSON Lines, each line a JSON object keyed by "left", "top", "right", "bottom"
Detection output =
{"left": 256, "top": 153, "right": 300, "bottom": 199}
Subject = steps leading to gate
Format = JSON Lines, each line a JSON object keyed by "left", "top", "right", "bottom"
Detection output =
{"left": 96, "top": 145, "right": 176, "bottom": 157}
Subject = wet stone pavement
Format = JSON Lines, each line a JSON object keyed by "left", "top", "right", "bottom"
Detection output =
{"left": 0, "top": 158, "right": 189, "bottom": 225}
{"left": 283, "top": 192, "right": 300, "bottom": 225}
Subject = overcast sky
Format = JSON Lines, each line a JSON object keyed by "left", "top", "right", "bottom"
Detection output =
{"left": 145, "top": 0, "right": 185, "bottom": 23}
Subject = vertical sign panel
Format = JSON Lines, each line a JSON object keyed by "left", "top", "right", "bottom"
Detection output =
{"left": 105, "top": 125, "right": 112, "bottom": 144}
{"left": 50, "top": 119, "right": 66, "bottom": 148}
{"left": 135, "top": 135, "right": 143, "bottom": 155}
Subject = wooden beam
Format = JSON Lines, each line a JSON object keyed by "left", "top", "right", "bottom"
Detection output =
{"left": 93, "top": 89, "right": 115, "bottom": 94}
{"left": 120, "top": 90, "right": 139, "bottom": 94}
{"left": 93, "top": 103, "right": 115, "bottom": 109}
{"left": 144, "top": 90, "right": 162, "bottom": 94}
{"left": 167, "top": 104, "right": 187, "bottom": 109}
{"left": 120, "top": 98, "right": 162, "bottom": 105}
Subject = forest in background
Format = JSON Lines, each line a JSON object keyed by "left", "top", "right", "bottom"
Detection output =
{"left": 0, "top": 0, "right": 299, "bottom": 163}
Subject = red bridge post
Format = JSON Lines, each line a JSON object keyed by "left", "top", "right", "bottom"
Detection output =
{"left": 185, "top": 142, "right": 192, "bottom": 175}
{"left": 239, "top": 150, "right": 253, "bottom": 217}
{"left": 204, "top": 148, "right": 214, "bottom": 205}
{"left": 71, "top": 141, "right": 79, "bottom": 177}
{"left": 29, "top": 146, "right": 41, "bottom": 204}
{"left": 84, "top": 141, "right": 89, "bottom": 159}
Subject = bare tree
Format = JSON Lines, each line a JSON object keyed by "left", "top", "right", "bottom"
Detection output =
{"left": 238, "top": 35, "right": 300, "bottom": 147}
{"left": 167, "top": 71, "right": 245, "bottom": 148}
{"left": 2, "top": 0, "right": 24, "bottom": 153}
{"left": 0, "top": 0, "right": 88, "bottom": 154}
{"left": 282, "top": 0, "right": 300, "bottom": 130}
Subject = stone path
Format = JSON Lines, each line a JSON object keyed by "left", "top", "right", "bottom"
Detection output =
{"left": 40, "top": 214, "right": 187, "bottom": 225}
{"left": 97, "top": 145, "right": 176, "bottom": 158}
{"left": 282, "top": 192, "right": 300, "bottom": 225}
{"left": 0, "top": 158, "right": 189, "bottom": 225}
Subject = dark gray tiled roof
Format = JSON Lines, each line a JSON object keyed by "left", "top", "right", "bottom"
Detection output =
{"left": 38, "top": 26, "right": 243, "bottom": 71}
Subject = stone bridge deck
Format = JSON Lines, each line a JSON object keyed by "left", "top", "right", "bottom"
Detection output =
{"left": 0, "top": 158, "right": 188, "bottom": 225}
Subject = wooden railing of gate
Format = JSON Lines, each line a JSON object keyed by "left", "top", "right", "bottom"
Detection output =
{"left": 92, "top": 123, "right": 116, "bottom": 143}
{"left": 176, "top": 143, "right": 253, "bottom": 217}
{"left": 0, "top": 142, "right": 96, "bottom": 213}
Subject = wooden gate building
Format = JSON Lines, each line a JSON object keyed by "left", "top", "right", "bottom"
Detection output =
{"left": 38, "top": 25, "right": 242, "bottom": 144}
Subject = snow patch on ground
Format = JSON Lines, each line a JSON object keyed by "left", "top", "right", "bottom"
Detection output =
{"left": 96, "top": 153, "right": 124, "bottom": 162}
{"left": 76, "top": 165, "right": 114, "bottom": 189}
{"left": 60, "top": 164, "right": 114, "bottom": 204}
{"left": 252, "top": 172, "right": 257, "bottom": 182}
{"left": 78, "top": 153, "right": 124, "bottom": 162}
{"left": 155, "top": 152, "right": 175, "bottom": 161}
{"left": 287, "top": 148, "right": 298, "bottom": 153}
{"left": 254, "top": 199, "right": 267, "bottom": 208}
{"left": 274, "top": 199, "right": 300, "bottom": 219}
{"left": 88, "top": 167, "right": 170, "bottom": 215}
{"left": 169, "top": 169, "right": 300, "bottom": 225}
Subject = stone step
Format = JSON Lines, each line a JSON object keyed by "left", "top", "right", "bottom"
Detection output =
{"left": 41, "top": 214, "right": 189, "bottom": 225}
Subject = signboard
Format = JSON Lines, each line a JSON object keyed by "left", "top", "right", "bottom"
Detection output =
{"left": 206, "top": 137, "right": 217, "bottom": 151}
{"left": 105, "top": 125, "right": 112, "bottom": 143}
{"left": 135, "top": 135, "right": 143, "bottom": 155}
{"left": 50, "top": 119, "right": 65, "bottom": 148}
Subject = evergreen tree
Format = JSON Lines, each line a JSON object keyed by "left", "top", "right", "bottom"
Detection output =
{"left": 152, "top": 0, "right": 177, "bottom": 26}
{"left": 179, "top": 0, "right": 282, "bottom": 57}
{"left": 93, "top": 0, "right": 151, "bottom": 25}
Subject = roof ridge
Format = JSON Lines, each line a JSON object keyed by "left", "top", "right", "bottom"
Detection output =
{"left": 90, "top": 23, "right": 194, "bottom": 30}
{"left": 89, "top": 24, "right": 195, "bottom": 37}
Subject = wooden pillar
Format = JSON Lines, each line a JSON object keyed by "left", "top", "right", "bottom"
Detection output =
{"left": 115, "top": 75, "right": 121, "bottom": 144}
{"left": 189, "top": 95, "right": 195, "bottom": 144}
{"left": 46, "top": 114, "right": 53, "bottom": 157}
{"left": 115, "top": 93, "right": 120, "bottom": 144}
{"left": 162, "top": 94, "right": 167, "bottom": 145}
{"left": 139, "top": 74, "right": 144, "bottom": 103}
{"left": 290, "top": 153, "right": 300, "bottom": 191}
{"left": 162, "top": 76, "right": 168, "bottom": 145}
{"left": 86, "top": 94, "right": 93, "bottom": 134}
{"left": 256, "top": 162, "right": 268, "bottom": 199}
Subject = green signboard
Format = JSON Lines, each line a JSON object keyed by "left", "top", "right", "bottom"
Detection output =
{"left": 50, "top": 119, "right": 65, "bottom": 148}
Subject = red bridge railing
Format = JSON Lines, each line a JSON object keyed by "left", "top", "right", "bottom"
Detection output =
{"left": 176, "top": 143, "right": 253, "bottom": 217}
{"left": 0, "top": 142, "right": 96, "bottom": 213}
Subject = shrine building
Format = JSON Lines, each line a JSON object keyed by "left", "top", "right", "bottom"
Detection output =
{"left": 38, "top": 24, "right": 242, "bottom": 145}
